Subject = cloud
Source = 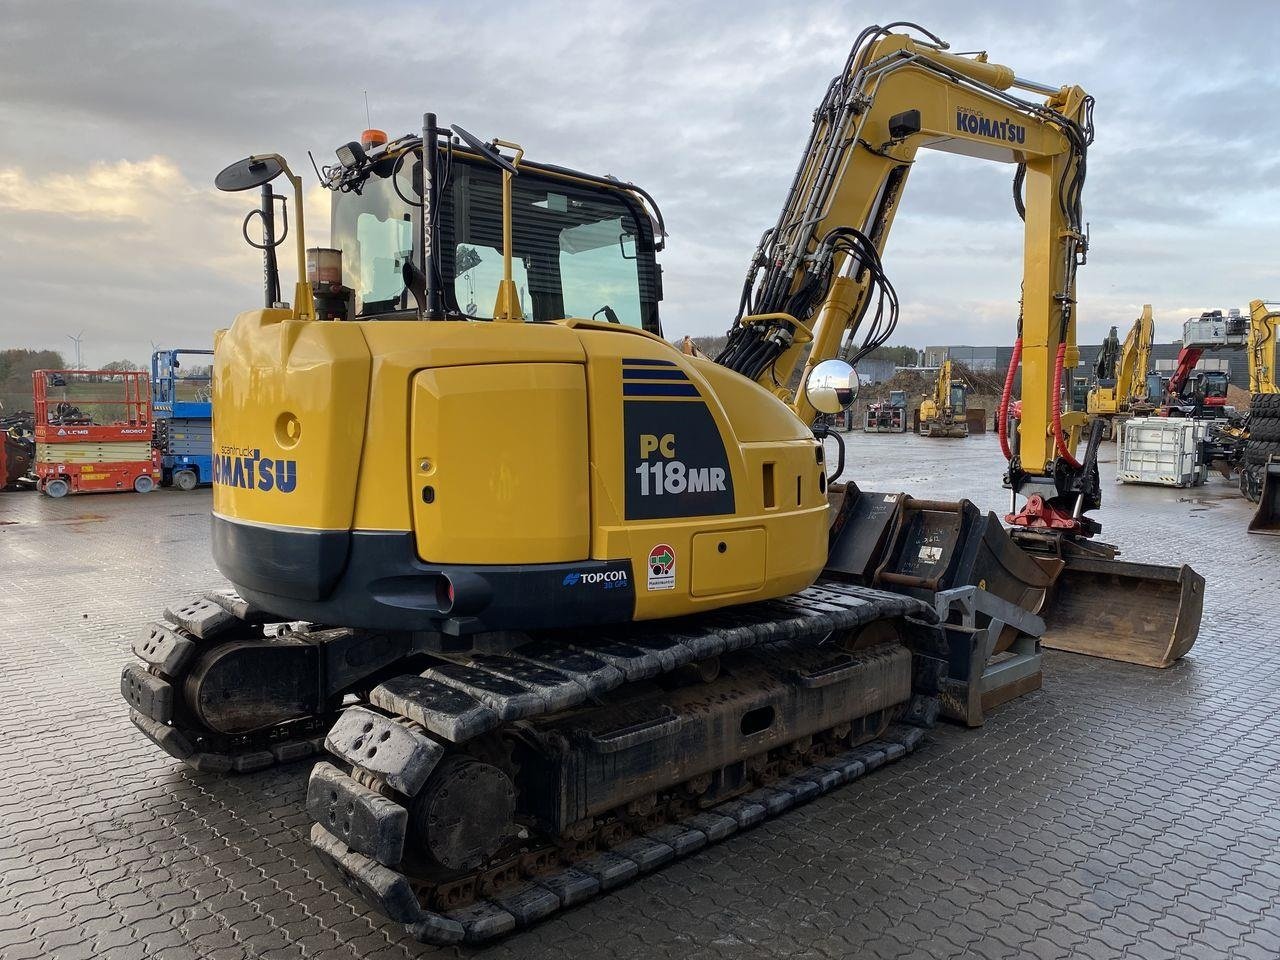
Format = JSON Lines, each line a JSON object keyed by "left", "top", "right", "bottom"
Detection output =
{"left": 0, "top": 154, "right": 331, "bottom": 366}
{"left": 0, "top": 157, "right": 189, "bottom": 220}
{"left": 0, "top": 0, "right": 1278, "bottom": 361}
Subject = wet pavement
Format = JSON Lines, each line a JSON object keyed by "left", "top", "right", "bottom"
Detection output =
{"left": 2, "top": 430, "right": 1277, "bottom": 959}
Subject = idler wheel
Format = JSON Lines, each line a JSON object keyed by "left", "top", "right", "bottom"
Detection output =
{"left": 411, "top": 755, "right": 516, "bottom": 873}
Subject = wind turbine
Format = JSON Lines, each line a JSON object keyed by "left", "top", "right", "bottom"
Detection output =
{"left": 66, "top": 330, "right": 85, "bottom": 369}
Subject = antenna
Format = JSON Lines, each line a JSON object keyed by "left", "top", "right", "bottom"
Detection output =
{"left": 364, "top": 90, "right": 371, "bottom": 130}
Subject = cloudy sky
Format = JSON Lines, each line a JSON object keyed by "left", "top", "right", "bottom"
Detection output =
{"left": 1, "top": 0, "right": 1277, "bottom": 367}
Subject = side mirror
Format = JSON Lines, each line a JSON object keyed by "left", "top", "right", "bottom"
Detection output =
{"left": 215, "top": 155, "right": 285, "bottom": 192}
{"left": 805, "top": 359, "right": 857, "bottom": 414}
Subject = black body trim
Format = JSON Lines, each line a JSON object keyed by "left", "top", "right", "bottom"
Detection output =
{"left": 212, "top": 517, "right": 635, "bottom": 634}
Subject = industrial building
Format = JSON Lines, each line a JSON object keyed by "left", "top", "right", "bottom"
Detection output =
{"left": 923, "top": 340, "right": 1244, "bottom": 388}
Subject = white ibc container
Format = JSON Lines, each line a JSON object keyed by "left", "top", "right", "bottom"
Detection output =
{"left": 1116, "top": 417, "right": 1209, "bottom": 487}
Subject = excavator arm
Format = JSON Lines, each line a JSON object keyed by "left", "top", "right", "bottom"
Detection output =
{"left": 1247, "top": 299, "right": 1280, "bottom": 394}
{"left": 1087, "top": 306, "right": 1154, "bottom": 417}
{"left": 715, "top": 24, "right": 1095, "bottom": 529}
{"left": 1126, "top": 305, "right": 1156, "bottom": 405}
{"left": 1166, "top": 345, "right": 1205, "bottom": 401}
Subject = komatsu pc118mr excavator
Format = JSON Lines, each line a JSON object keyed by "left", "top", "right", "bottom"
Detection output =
{"left": 122, "top": 23, "right": 1203, "bottom": 944}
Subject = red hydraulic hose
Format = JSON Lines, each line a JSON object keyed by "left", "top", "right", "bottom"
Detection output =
{"left": 1051, "top": 342, "right": 1082, "bottom": 469}
{"left": 998, "top": 338, "right": 1022, "bottom": 461}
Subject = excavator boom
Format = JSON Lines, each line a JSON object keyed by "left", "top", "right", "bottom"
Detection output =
{"left": 1247, "top": 300, "right": 1280, "bottom": 394}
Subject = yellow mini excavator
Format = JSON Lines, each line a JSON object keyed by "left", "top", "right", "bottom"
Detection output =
{"left": 1087, "top": 304, "right": 1155, "bottom": 437}
{"left": 122, "top": 24, "right": 1204, "bottom": 944}
{"left": 918, "top": 358, "right": 969, "bottom": 437}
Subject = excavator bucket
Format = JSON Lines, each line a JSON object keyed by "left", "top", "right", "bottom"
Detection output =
{"left": 1248, "top": 460, "right": 1280, "bottom": 536}
{"left": 924, "top": 419, "right": 969, "bottom": 439}
{"left": 1036, "top": 555, "right": 1204, "bottom": 668}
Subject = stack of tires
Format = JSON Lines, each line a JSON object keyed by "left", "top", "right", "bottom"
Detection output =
{"left": 1241, "top": 394, "right": 1280, "bottom": 502}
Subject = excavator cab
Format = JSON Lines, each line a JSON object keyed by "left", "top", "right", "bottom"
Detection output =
{"left": 1199, "top": 370, "right": 1230, "bottom": 408}
{"left": 327, "top": 145, "right": 663, "bottom": 331}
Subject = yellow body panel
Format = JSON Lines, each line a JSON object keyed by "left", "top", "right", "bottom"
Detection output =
{"left": 691, "top": 528, "right": 767, "bottom": 597}
{"left": 211, "top": 309, "right": 371, "bottom": 530}
{"left": 212, "top": 311, "right": 829, "bottom": 623}
{"left": 409, "top": 363, "right": 589, "bottom": 563}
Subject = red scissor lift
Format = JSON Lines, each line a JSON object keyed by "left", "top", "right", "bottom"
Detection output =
{"left": 32, "top": 369, "right": 160, "bottom": 498}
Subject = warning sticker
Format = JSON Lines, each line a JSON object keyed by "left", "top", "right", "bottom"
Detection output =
{"left": 647, "top": 543, "right": 676, "bottom": 591}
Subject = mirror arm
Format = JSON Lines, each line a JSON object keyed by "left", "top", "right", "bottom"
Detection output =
{"left": 490, "top": 138, "right": 525, "bottom": 322}
{"left": 285, "top": 166, "right": 313, "bottom": 321}
{"left": 421, "top": 113, "right": 445, "bottom": 320}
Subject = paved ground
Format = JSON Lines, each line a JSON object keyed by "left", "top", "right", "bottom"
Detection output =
{"left": 2, "top": 431, "right": 1277, "bottom": 960}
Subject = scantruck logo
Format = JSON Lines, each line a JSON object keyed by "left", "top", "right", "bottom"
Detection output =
{"left": 647, "top": 543, "right": 675, "bottom": 591}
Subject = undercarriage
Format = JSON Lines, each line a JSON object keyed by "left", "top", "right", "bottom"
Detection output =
{"left": 124, "top": 485, "right": 1201, "bottom": 942}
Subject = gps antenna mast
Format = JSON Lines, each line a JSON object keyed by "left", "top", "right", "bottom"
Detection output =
{"left": 420, "top": 113, "right": 445, "bottom": 319}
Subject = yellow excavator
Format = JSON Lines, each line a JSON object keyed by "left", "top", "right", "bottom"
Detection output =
{"left": 1242, "top": 300, "right": 1280, "bottom": 522}
{"left": 122, "top": 24, "right": 1204, "bottom": 944}
{"left": 1086, "top": 304, "right": 1155, "bottom": 437}
{"left": 918, "top": 358, "right": 969, "bottom": 437}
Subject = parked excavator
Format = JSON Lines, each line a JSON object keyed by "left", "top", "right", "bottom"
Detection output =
{"left": 1086, "top": 304, "right": 1154, "bottom": 437}
{"left": 122, "top": 24, "right": 1204, "bottom": 944}
{"left": 917, "top": 358, "right": 969, "bottom": 437}
{"left": 1240, "top": 300, "right": 1280, "bottom": 519}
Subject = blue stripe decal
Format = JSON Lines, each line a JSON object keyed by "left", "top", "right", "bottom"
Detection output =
{"left": 621, "top": 357, "right": 677, "bottom": 367}
{"left": 622, "top": 368, "right": 689, "bottom": 381}
{"left": 623, "top": 383, "right": 702, "bottom": 398}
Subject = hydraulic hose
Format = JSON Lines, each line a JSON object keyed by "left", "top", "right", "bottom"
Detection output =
{"left": 998, "top": 337, "right": 1022, "bottom": 461}
{"left": 1051, "top": 342, "right": 1082, "bottom": 469}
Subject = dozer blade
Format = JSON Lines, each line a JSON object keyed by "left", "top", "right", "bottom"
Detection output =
{"left": 1248, "top": 460, "right": 1280, "bottom": 536}
{"left": 1037, "top": 555, "right": 1204, "bottom": 668}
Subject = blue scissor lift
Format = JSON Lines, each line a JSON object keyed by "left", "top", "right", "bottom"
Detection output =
{"left": 152, "top": 349, "right": 213, "bottom": 490}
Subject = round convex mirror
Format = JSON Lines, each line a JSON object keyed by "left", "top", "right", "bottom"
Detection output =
{"left": 805, "top": 359, "right": 858, "bottom": 414}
